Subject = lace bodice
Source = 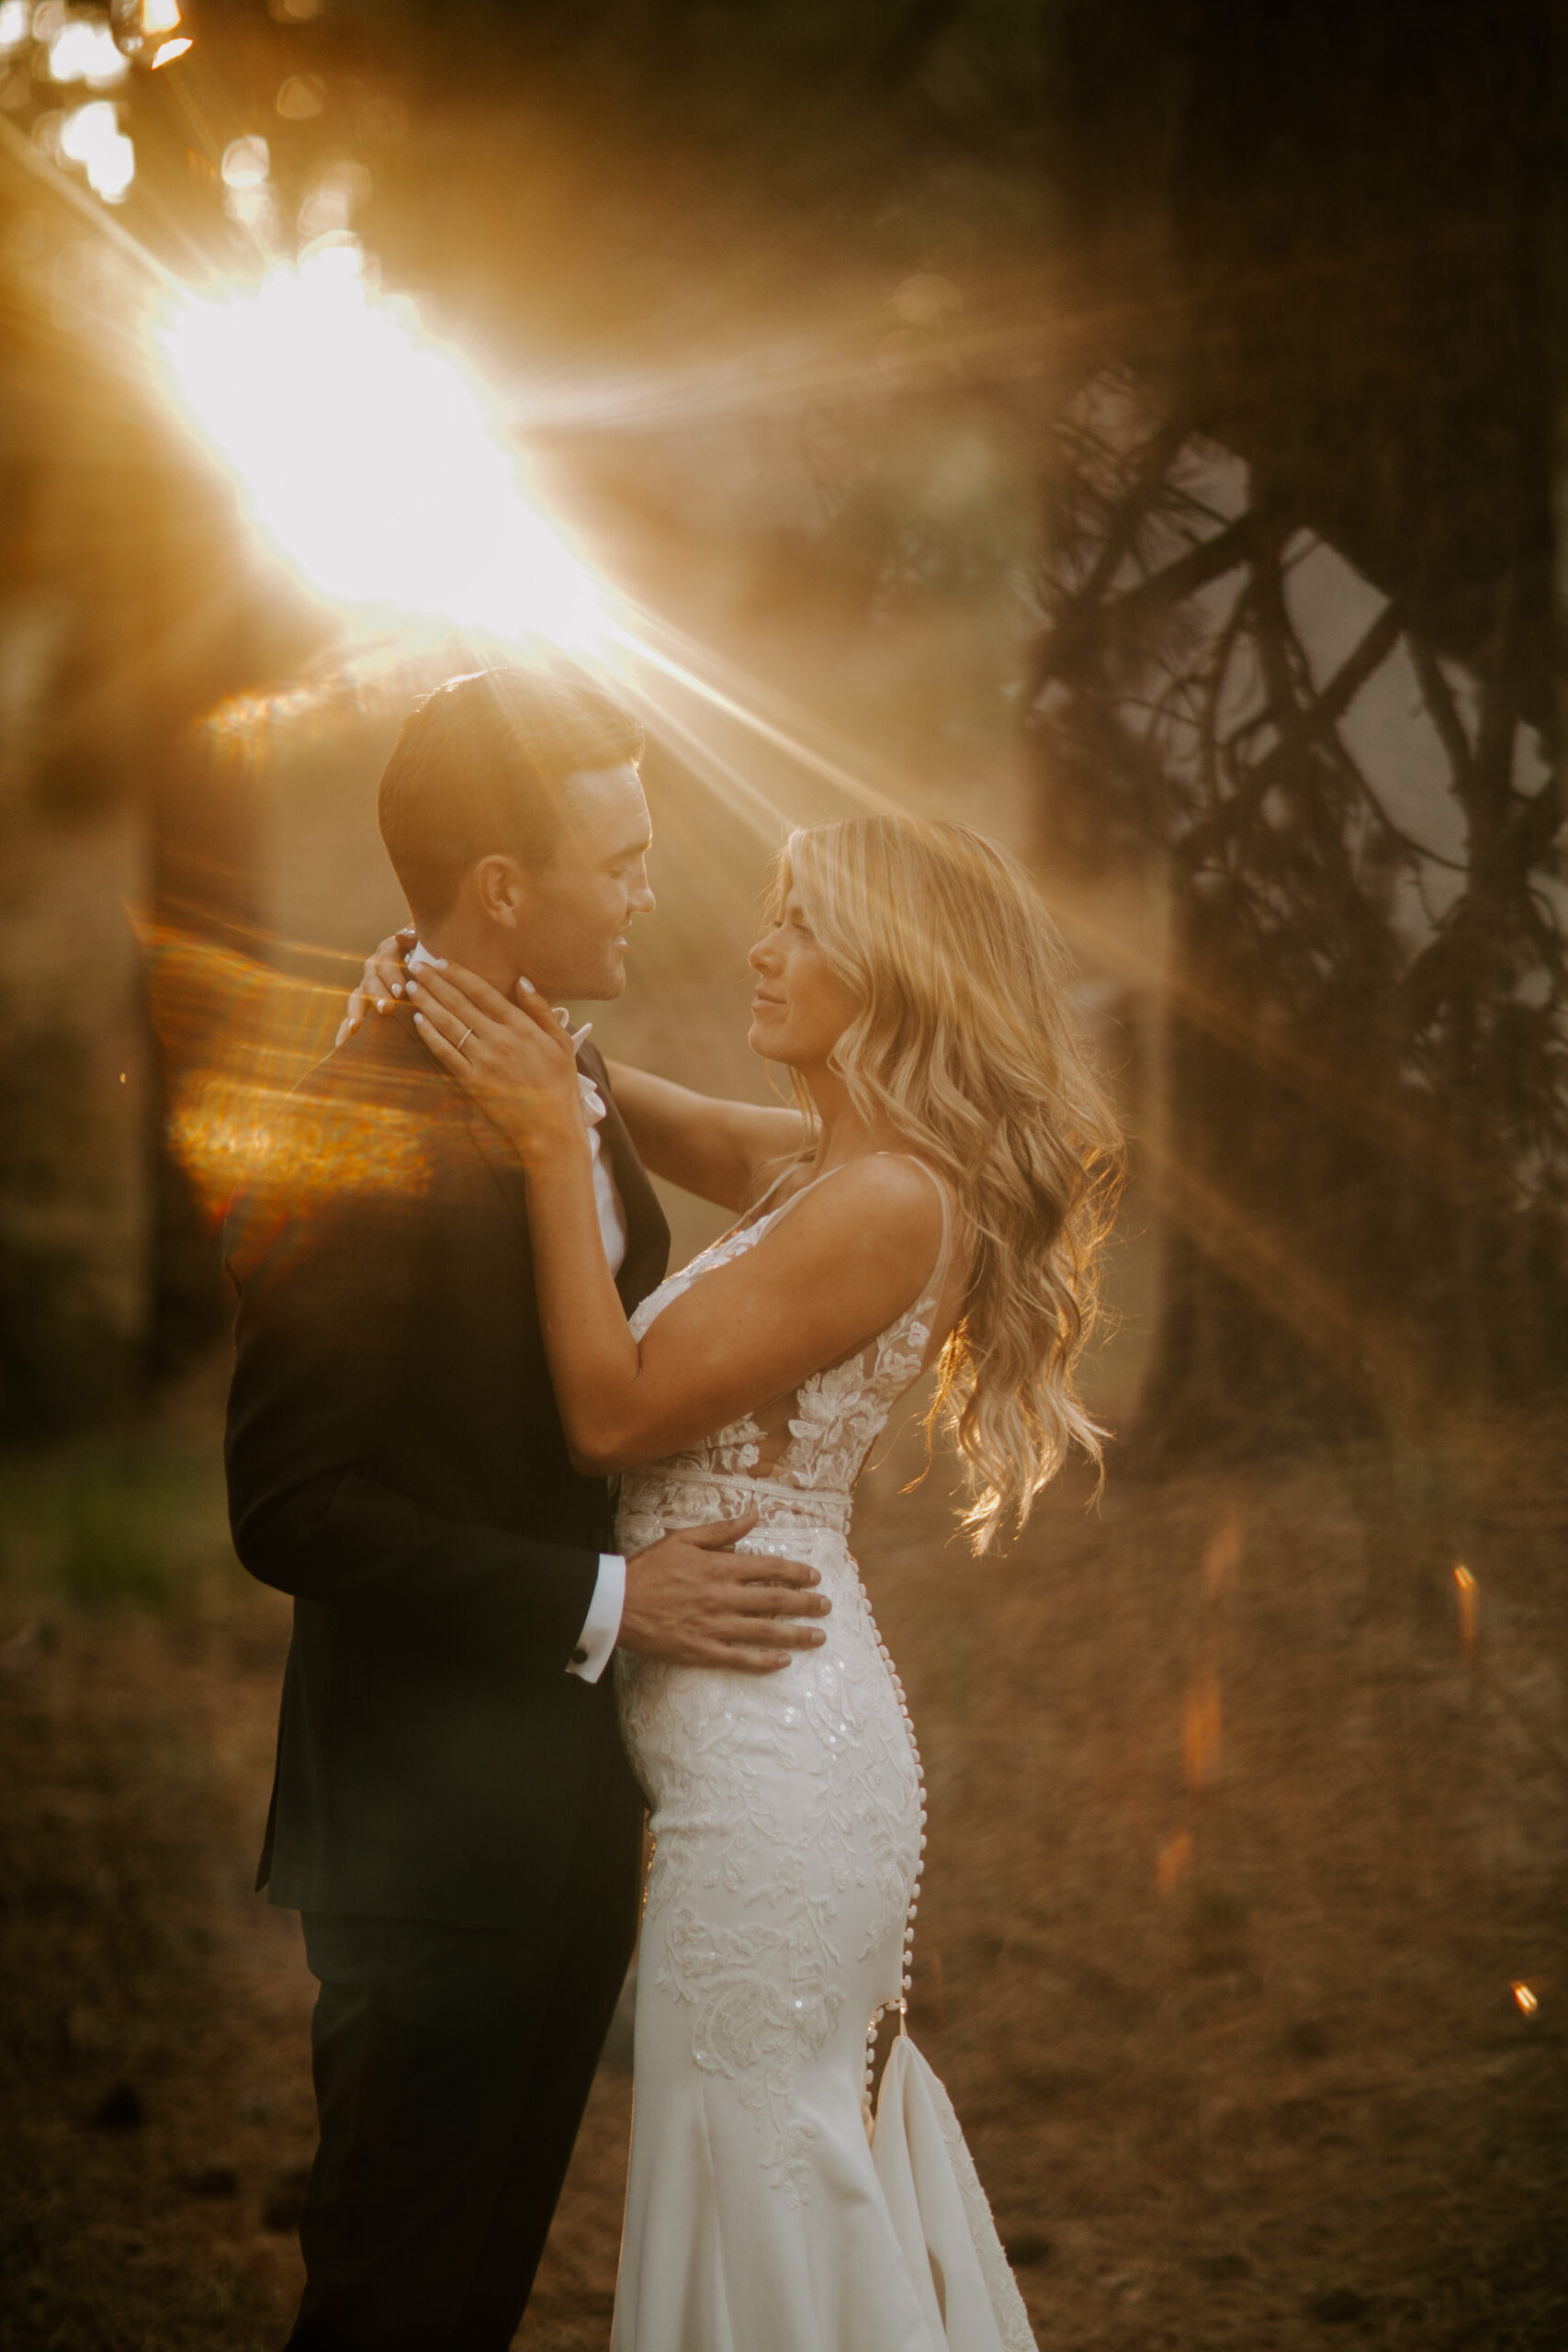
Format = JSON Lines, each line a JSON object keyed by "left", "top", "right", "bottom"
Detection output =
{"left": 611, "top": 1152, "right": 1034, "bottom": 2347}
{"left": 625, "top": 1155, "right": 953, "bottom": 1508}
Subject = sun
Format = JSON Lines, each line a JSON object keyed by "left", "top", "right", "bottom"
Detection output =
{"left": 152, "top": 241, "right": 608, "bottom": 652}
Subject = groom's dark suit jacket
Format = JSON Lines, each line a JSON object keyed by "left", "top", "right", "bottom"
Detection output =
{"left": 223, "top": 1008, "right": 670, "bottom": 1929}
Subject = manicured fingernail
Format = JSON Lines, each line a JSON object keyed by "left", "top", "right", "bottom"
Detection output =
{"left": 412, "top": 1010, "right": 425, "bottom": 1023}
{"left": 518, "top": 976, "right": 536, "bottom": 992}
{"left": 376, "top": 998, "right": 388, "bottom": 1012}
{"left": 432, "top": 957, "right": 447, "bottom": 968}
{"left": 406, "top": 980, "right": 420, "bottom": 994}
{"left": 390, "top": 982, "right": 403, "bottom": 997}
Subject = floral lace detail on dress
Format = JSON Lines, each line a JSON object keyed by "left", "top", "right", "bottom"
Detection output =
{"left": 617, "top": 1159, "right": 952, "bottom": 2199}
{"left": 621, "top": 1586, "right": 920, "bottom": 2201}
{"left": 625, "top": 1161, "right": 944, "bottom": 1498}
{"left": 662, "top": 1899, "right": 840, "bottom": 2205}
{"left": 782, "top": 1317, "right": 929, "bottom": 1490}
{"left": 626, "top": 1235, "right": 770, "bottom": 1476}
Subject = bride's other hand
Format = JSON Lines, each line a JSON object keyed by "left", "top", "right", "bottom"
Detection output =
{"left": 407, "top": 962, "right": 584, "bottom": 1164}
{"left": 335, "top": 927, "right": 416, "bottom": 1046}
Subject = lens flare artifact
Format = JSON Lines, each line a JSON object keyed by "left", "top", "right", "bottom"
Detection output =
{"left": 152, "top": 243, "right": 609, "bottom": 650}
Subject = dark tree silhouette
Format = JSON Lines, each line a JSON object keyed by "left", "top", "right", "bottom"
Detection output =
{"left": 1031, "top": 393, "right": 1564, "bottom": 1470}
{"left": 1020, "top": 0, "right": 1562, "bottom": 1500}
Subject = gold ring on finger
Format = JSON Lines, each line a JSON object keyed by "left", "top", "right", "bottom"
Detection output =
{"left": 457, "top": 1025, "right": 475, "bottom": 1056}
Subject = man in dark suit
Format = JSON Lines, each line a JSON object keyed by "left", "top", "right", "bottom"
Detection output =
{"left": 224, "top": 669, "right": 828, "bottom": 2352}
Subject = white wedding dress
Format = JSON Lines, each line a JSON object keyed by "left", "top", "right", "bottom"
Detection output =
{"left": 611, "top": 1159, "right": 1034, "bottom": 2351}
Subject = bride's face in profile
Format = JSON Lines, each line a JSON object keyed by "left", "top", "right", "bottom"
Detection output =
{"left": 748, "top": 888, "right": 861, "bottom": 1069}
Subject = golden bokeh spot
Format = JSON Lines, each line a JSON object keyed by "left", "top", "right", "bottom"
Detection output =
{"left": 1156, "top": 1829, "right": 1193, "bottom": 1894}
{"left": 144, "top": 923, "right": 437, "bottom": 1228}
{"left": 171, "top": 1076, "right": 431, "bottom": 1228}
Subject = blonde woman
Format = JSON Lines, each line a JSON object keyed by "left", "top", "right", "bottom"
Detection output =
{"left": 383, "top": 813, "right": 1120, "bottom": 2349}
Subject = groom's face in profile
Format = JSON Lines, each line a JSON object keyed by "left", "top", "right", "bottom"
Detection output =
{"left": 504, "top": 759, "right": 655, "bottom": 1001}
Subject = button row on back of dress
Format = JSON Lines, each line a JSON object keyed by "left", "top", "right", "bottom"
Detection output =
{"left": 862, "top": 1599, "right": 926, "bottom": 2117}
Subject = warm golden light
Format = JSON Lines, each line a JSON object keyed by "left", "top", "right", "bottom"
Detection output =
{"left": 149, "top": 32, "right": 187, "bottom": 64}
{"left": 1512, "top": 1981, "right": 1538, "bottom": 2016}
{"left": 57, "top": 97, "right": 134, "bottom": 201}
{"left": 141, "top": 0, "right": 181, "bottom": 32}
{"left": 220, "top": 133, "right": 269, "bottom": 188}
{"left": 276, "top": 73, "right": 324, "bottom": 119}
{"left": 1156, "top": 1829, "right": 1193, "bottom": 1894}
{"left": 152, "top": 244, "right": 609, "bottom": 649}
{"left": 1182, "top": 1671, "right": 1222, "bottom": 1792}
{"left": 48, "top": 13, "right": 128, "bottom": 86}
{"left": 1201, "top": 1512, "right": 1242, "bottom": 1599}
{"left": 1453, "top": 1563, "right": 1478, "bottom": 1649}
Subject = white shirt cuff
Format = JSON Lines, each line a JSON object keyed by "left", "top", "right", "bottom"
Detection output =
{"left": 567, "top": 1553, "right": 625, "bottom": 1683}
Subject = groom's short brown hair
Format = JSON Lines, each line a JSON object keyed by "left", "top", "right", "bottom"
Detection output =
{"left": 378, "top": 668, "right": 644, "bottom": 923}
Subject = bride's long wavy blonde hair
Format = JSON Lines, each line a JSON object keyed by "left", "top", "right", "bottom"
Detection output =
{"left": 774, "top": 814, "right": 1125, "bottom": 1550}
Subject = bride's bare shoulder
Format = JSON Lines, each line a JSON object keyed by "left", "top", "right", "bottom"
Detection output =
{"left": 771, "top": 1152, "right": 947, "bottom": 1255}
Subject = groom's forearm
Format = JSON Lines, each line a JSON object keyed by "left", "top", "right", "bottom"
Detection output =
{"left": 229, "top": 1458, "right": 602, "bottom": 1668}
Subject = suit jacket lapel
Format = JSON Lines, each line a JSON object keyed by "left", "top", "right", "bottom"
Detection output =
{"left": 378, "top": 1003, "right": 536, "bottom": 1228}
{"left": 389, "top": 1012, "right": 670, "bottom": 1314}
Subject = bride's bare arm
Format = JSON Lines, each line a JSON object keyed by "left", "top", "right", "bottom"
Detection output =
{"left": 527, "top": 1146, "right": 942, "bottom": 1472}
{"left": 601, "top": 1060, "right": 808, "bottom": 1210}
{"left": 335, "top": 940, "right": 805, "bottom": 1210}
{"left": 404, "top": 962, "right": 944, "bottom": 1476}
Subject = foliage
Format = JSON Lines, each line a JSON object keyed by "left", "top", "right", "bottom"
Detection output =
{"left": 1029, "top": 377, "right": 1565, "bottom": 1445}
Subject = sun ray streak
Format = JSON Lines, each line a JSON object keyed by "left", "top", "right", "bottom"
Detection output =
{"left": 0, "top": 108, "right": 179, "bottom": 291}
{"left": 614, "top": 673, "right": 799, "bottom": 849}
{"left": 609, "top": 618, "right": 898, "bottom": 817}
{"left": 151, "top": 245, "right": 612, "bottom": 649}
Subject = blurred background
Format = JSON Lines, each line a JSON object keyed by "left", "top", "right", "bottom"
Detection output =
{"left": 1, "top": 3, "right": 1562, "bottom": 2347}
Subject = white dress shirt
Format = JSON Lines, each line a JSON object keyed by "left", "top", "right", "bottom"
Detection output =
{"left": 407, "top": 942, "right": 628, "bottom": 1681}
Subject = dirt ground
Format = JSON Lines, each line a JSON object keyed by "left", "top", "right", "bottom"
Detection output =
{"left": 2, "top": 1362, "right": 1564, "bottom": 2351}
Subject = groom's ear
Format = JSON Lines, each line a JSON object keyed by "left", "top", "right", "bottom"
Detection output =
{"left": 471, "top": 853, "right": 531, "bottom": 930}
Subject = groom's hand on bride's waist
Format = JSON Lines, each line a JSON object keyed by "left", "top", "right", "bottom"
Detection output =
{"left": 618, "top": 1514, "right": 829, "bottom": 1673}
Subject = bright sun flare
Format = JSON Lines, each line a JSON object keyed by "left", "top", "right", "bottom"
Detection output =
{"left": 153, "top": 244, "right": 608, "bottom": 650}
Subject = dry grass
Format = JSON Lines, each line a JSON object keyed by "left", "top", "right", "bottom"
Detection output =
{"left": 2, "top": 1374, "right": 1563, "bottom": 2350}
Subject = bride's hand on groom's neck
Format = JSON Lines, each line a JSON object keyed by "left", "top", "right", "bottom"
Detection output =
{"left": 336, "top": 929, "right": 416, "bottom": 1046}
{"left": 406, "top": 961, "right": 585, "bottom": 1165}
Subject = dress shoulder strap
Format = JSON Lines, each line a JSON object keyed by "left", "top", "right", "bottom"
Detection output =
{"left": 759, "top": 1151, "right": 956, "bottom": 1315}
{"left": 744, "top": 1159, "right": 807, "bottom": 1220}
{"left": 747, "top": 1159, "right": 854, "bottom": 1234}
{"left": 719, "top": 1156, "right": 819, "bottom": 1248}
{"left": 879, "top": 1154, "right": 956, "bottom": 1315}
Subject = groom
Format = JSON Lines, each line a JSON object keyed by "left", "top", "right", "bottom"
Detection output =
{"left": 223, "top": 668, "right": 828, "bottom": 2351}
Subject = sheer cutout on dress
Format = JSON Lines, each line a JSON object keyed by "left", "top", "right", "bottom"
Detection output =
{"left": 627, "top": 1153, "right": 957, "bottom": 1496}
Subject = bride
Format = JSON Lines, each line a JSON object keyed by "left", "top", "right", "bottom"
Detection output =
{"left": 385, "top": 812, "right": 1120, "bottom": 2350}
